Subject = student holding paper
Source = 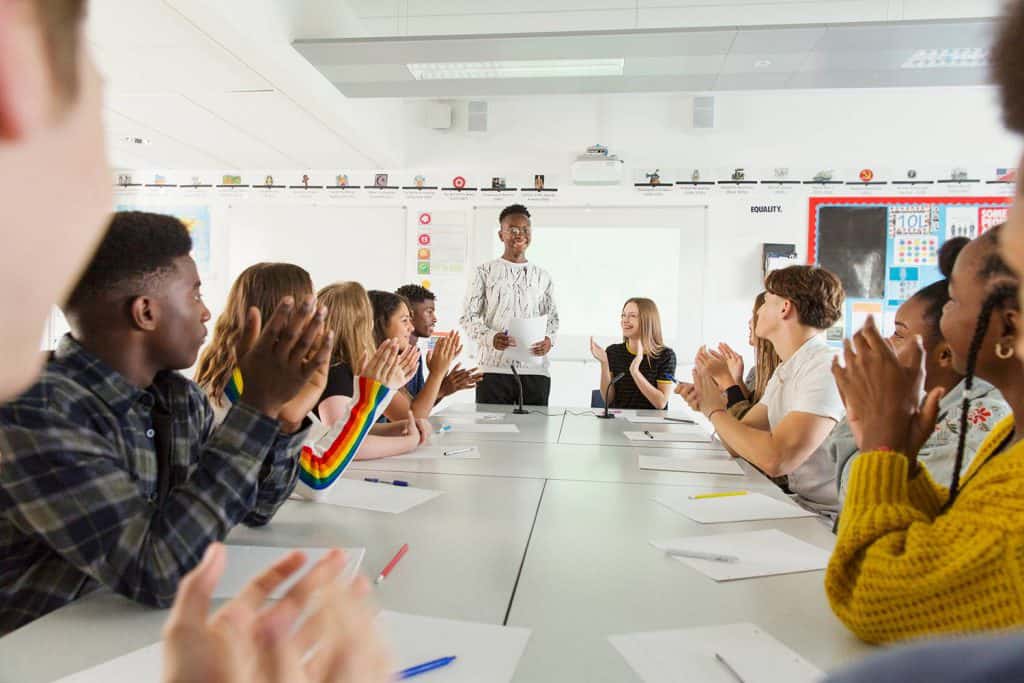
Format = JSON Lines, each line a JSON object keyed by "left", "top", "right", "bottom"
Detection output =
{"left": 396, "top": 284, "right": 482, "bottom": 401}
{"left": 590, "top": 298, "right": 677, "bottom": 409}
{"left": 461, "top": 204, "right": 559, "bottom": 406}
{"left": 689, "top": 265, "right": 847, "bottom": 517}
{"left": 0, "top": 4, "right": 388, "bottom": 678}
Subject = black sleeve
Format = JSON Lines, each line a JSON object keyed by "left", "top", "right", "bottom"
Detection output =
{"left": 657, "top": 348, "right": 678, "bottom": 383}
{"left": 321, "top": 363, "right": 354, "bottom": 402}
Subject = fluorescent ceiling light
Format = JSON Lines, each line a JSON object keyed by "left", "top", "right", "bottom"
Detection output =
{"left": 901, "top": 48, "right": 989, "bottom": 69}
{"left": 407, "top": 59, "right": 624, "bottom": 80}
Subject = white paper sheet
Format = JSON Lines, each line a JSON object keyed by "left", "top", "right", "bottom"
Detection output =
{"left": 625, "top": 416, "right": 699, "bottom": 425}
{"left": 504, "top": 315, "right": 547, "bottom": 367}
{"left": 653, "top": 490, "right": 816, "bottom": 523}
{"left": 624, "top": 430, "right": 711, "bottom": 443}
{"left": 638, "top": 454, "right": 744, "bottom": 476}
{"left": 609, "top": 622, "right": 822, "bottom": 683}
{"left": 214, "top": 546, "right": 365, "bottom": 598}
{"left": 54, "top": 643, "right": 162, "bottom": 683}
{"left": 440, "top": 423, "right": 520, "bottom": 434}
{"left": 651, "top": 529, "right": 830, "bottom": 581}
{"left": 392, "top": 445, "right": 482, "bottom": 460}
{"left": 314, "top": 478, "right": 442, "bottom": 513}
{"left": 379, "top": 611, "right": 531, "bottom": 683}
{"left": 433, "top": 412, "right": 505, "bottom": 422}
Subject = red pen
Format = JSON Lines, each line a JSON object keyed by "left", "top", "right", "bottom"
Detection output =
{"left": 375, "top": 543, "right": 409, "bottom": 584}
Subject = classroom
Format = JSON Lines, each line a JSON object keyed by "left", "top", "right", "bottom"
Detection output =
{"left": 3, "top": 1, "right": 1024, "bottom": 682}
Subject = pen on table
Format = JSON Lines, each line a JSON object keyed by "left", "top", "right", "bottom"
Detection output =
{"left": 443, "top": 447, "right": 473, "bottom": 457}
{"left": 665, "top": 417, "right": 697, "bottom": 424}
{"left": 714, "top": 652, "right": 746, "bottom": 683}
{"left": 438, "top": 424, "right": 452, "bottom": 434}
{"left": 688, "top": 490, "right": 748, "bottom": 500}
{"left": 643, "top": 430, "right": 655, "bottom": 439}
{"left": 364, "top": 477, "right": 409, "bottom": 487}
{"left": 397, "top": 656, "right": 457, "bottom": 679}
{"left": 666, "top": 549, "right": 739, "bottom": 563}
{"left": 376, "top": 543, "right": 409, "bottom": 584}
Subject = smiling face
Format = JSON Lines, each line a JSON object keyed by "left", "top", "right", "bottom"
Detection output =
{"left": 499, "top": 213, "right": 532, "bottom": 260}
{"left": 620, "top": 301, "right": 640, "bottom": 340}
{"left": 385, "top": 302, "right": 415, "bottom": 351}
{"left": 409, "top": 299, "right": 437, "bottom": 339}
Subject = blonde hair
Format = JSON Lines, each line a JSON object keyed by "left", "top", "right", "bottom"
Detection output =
{"left": 318, "top": 282, "right": 375, "bottom": 369}
{"left": 622, "top": 297, "right": 665, "bottom": 358}
{"left": 751, "top": 291, "right": 781, "bottom": 402}
{"left": 195, "top": 263, "right": 313, "bottom": 406}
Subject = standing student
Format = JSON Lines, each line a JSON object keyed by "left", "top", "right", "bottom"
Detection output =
{"left": 0, "top": 3, "right": 388, "bottom": 678}
{"left": 461, "top": 204, "right": 559, "bottom": 406}
{"left": 589, "top": 298, "right": 676, "bottom": 409}
{"left": 316, "top": 282, "right": 429, "bottom": 459}
{"left": 368, "top": 289, "right": 462, "bottom": 420}
{"left": 690, "top": 265, "right": 847, "bottom": 517}
{"left": 0, "top": 212, "right": 328, "bottom": 633}
{"left": 832, "top": 238, "right": 1009, "bottom": 504}
{"left": 396, "top": 283, "right": 482, "bottom": 401}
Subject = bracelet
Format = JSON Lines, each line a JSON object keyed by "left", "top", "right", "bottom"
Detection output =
{"left": 707, "top": 408, "right": 726, "bottom": 420}
{"left": 725, "top": 385, "right": 746, "bottom": 408}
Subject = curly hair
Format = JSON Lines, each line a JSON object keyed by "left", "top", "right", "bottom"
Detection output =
{"left": 395, "top": 284, "right": 435, "bottom": 304}
{"left": 194, "top": 263, "right": 313, "bottom": 405}
{"left": 764, "top": 265, "right": 845, "bottom": 330}
{"left": 992, "top": 0, "right": 1024, "bottom": 134}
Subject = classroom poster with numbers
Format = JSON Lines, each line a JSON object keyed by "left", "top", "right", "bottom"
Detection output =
{"left": 406, "top": 208, "right": 471, "bottom": 347}
{"left": 808, "top": 196, "right": 1012, "bottom": 343}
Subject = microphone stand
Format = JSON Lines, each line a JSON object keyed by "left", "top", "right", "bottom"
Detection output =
{"left": 510, "top": 364, "right": 529, "bottom": 415}
{"left": 596, "top": 372, "right": 627, "bottom": 419}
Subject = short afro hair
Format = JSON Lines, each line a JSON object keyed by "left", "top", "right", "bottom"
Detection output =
{"left": 499, "top": 204, "right": 530, "bottom": 224}
{"left": 764, "top": 265, "right": 845, "bottom": 330}
{"left": 65, "top": 211, "right": 193, "bottom": 312}
{"left": 396, "top": 284, "right": 435, "bottom": 304}
{"left": 993, "top": 0, "right": 1024, "bottom": 134}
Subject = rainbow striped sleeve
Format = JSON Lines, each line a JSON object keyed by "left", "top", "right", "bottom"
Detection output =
{"left": 296, "top": 376, "right": 392, "bottom": 492}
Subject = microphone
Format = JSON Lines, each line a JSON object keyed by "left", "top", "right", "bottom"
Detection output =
{"left": 596, "top": 372, "right": 627, "bottom": 419}
{"left": 510, "top": 364, "right": 529, "bottom": 415}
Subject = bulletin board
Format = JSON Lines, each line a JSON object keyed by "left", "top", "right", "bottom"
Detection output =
{"left": 807, "top": 196, "right": 1012, "bottom": 343}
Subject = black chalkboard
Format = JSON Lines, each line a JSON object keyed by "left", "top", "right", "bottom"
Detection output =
{"left": 816, "top": 206, "right": 887, "bottom": 300}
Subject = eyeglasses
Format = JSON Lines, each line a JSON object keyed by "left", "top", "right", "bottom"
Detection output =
{"left": 504, "top": 227, "right": 531, "bottom": 237}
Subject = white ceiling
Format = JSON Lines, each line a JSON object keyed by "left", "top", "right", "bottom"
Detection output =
{"left": 92, "top": 0, "right": 1007, "bottom": 168}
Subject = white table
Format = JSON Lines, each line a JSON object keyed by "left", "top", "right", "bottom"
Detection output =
{"left": 557, "top": 410, "right": 719, "bottom": 449}
{"left": 0, "top": 406, "right": 879, "bottom": 683}
{"left": 430, "top": 403, "right": 567, "bottom": 444}
{"left": 506, "top": 479, "right": 871, "bottom": 682}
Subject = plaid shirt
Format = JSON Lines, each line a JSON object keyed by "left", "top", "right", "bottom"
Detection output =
{"left": 0, "top": 336, "right": 307, "bottom": 635}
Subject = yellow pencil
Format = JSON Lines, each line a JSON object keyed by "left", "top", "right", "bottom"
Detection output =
{"left": 688, "top": 490, "right": 749, "bottom": 500}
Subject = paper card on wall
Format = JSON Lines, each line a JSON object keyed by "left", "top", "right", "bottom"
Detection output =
{"left": 946, "top": 206, "right": 979, "bottom": 240}
{"left": 981, "top": 207, "right": 1009, "bottom": 234}
{"left": 504, "top": 316, "right": 547, "bottom": 367}
{"left": 650, "top": 529, "right": 830, "bottom": 581}
{"left": 849, "top": 301, "right": 883, "bottom": 336}
{"left": 609, "top": 623, "right": 822, "bottom": 683}
{"left": 215, "top": 546, "right": 364, "bottom": 598}
{"left": 653, "top": 490, "right": 815, "bottom": 523}
{"left": 893, "top": 235, "right": 938, "bottom": 267}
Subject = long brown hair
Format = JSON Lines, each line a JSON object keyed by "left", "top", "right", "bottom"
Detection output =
{"left": 622, "top": 297, "right": 665, "bottom": 358}
{"left": 751, "top": 291, "right": 781, "bottom": 402}
{"left": 195, "top": 263, "right": 313, "bottom": 406}
{"left": 318, "top": 282, "right": 375, "bottom": 368}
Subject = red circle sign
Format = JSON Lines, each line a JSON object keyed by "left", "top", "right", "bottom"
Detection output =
{"left": 418, "top": 234, "right": 431, "bottom": 246}
{"left": 418, "top": 213, "right": 431, "bottom": 225}
{"left": 452, "top": 176, "right": 466, "bottom": 189}
{"left": 859, "top": 168, "right": 874, "bottom": 182}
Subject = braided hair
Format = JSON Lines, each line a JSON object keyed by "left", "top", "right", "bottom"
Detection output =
{"left": 943, "top": 227, "right": 1018, "bottom": 509}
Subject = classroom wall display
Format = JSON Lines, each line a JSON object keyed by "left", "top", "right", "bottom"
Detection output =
{"left": 114, "top": 202, "right": 212, "bottom": 279}
{"left": 808, "top": 196, "right": 1012, "bottom": 342}
{"left": 406, "top": 209, "right": 470, "bottom": 334}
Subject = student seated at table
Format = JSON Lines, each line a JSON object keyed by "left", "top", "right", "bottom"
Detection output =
{"left": 0, "top": 212, "right": 328, "bottom": 634}
{"left": 195, "top": 263, "right": 410, "bottom": 495}
{"left": 396, "top": 283, "right": 482, "bottom": 402}
{"left": 827, "top": 226, "right": 1024, "bottom": 643}
{"left": 316, "top": 282, "right": 430, "bottom": 459}
{"left": 589, "top": 298, "right": 677, "bottom": 410}
{"left": 368, "top": 289, "right": 462, "bottom": 421}
{"left": 689, "top": 265, "right": 846, "bottom": 517}
{"left": 831, "top": 238, "right": 1008, "bottom": 505}
{"left": 679, "top": 291, "right": 781, "bottom": 420}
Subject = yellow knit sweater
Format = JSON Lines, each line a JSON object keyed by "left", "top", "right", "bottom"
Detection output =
{"left": 826, "top": 414, "right": 1024, "bottom": 644}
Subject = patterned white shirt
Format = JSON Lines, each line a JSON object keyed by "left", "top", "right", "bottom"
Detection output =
{"left": 460, "top": 258, "right": 559, "bottom": 375}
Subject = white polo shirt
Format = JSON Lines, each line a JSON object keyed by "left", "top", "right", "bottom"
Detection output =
{"left": 758, "top": 335, "right": 845, "bottom": 516}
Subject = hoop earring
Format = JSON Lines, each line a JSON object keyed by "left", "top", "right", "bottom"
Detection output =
{"left": 996, "top": 342, "right": 1015, "bottom": 360}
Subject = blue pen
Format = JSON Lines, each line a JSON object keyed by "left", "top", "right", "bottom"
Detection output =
{"left": 398, "top": 656, "right": 457, "bottom": 679}
{"left": 364, "top": 477, "right": 409, "bottom": 487}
